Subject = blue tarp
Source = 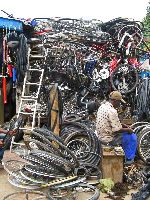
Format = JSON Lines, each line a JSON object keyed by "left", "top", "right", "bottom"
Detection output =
{"left": 0, "top": 17, "right": 23, "bottom": 31}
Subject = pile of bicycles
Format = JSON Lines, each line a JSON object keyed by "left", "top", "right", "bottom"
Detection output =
{"left": 23, "top": 17, "right": 149, "bottom": 120}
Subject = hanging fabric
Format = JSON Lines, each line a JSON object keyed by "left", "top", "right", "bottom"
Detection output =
{"left": 2, "top": 32, "right": 8, "bottom": 104}
{"left": 12, "top": 67, "right": 17, "bottom": 82}
{"left": 2, "top": 77, "right": 7, "bottom": 104}
{"left": 7, "top": 64, "right": 12, "bottom": 78}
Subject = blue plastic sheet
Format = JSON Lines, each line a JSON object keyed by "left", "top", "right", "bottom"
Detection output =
{"left": 0, "top": 17, "right": 23, "bottom": 31}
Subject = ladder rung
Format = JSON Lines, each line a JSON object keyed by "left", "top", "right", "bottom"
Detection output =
{"left": 19, "top": 127, "right": 33, "bottom": 131}
{"left": 20, "top": 99, "right": 37, "bottom": 102}
{"left": 22, "top": 96, "right": 38, "bottom": 99}
{"left": 19, "top": 112, "right": 34, "bottom": 115}
{"left": 26, "top": 82, "right": 41, "bottom": 85}
{"left": 17, "top": 67, "right": 44, "bottom": 130}
{"left": 28, "top": 69, "right": 44, "bottom": 71}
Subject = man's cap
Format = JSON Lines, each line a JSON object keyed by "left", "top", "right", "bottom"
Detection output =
{"left": 109, "top": 91, "right": 126, "bottom": 103}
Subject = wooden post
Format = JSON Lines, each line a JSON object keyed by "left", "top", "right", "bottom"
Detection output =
{"left": 0, "top": 88, "right": 4, "bottom": 125}
{"left": 49, "top": 83, "right": 60, "bottom": 136}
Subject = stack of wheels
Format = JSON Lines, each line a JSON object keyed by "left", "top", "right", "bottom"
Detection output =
{"left": 61, "top": 122, "right": 101, "bottom": 167}
{"left": 131, "top": 122, "right": 150, "bottom": 164}
{"left": 3, "top": 128, "right": 80, "bottom": 190}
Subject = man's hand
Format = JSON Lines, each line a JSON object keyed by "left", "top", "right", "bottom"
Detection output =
{"left": 120, "top": 127, "right": 134, "bottom": 134}
{"left": 122, "top": 123, "right": 129, "bottom": 128}
{"left": 127, "top": 128, "right": 134, "bottom": 134}
{"left": 7, "top": 129, "right": 17, "bottom": 136}
{"left": 0, "top": 140, "right": 4, "bottom": 147}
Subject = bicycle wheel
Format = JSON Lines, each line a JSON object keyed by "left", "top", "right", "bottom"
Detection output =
{"left": 3, "top": 191, "right": 48, "bottom": 200}
{"left": 3, "top": 160, "right": 26, "bottom": 175}
{"left": 48, "top": 183, "right": 100, "bottom": 200}
{"left": 118, "top": 25, "right": 143, "bottom": 47}
{"left": 138, "top": 128, "right": 150, "bottom": 163}
{"left": 8, "top": 172, "right": 41, "bottom": 189}
{"left": 110, "top": 63, "right": 138, "bottom": 94}
{"left": 131, "top": 122, "right": 149, "bottom": 129}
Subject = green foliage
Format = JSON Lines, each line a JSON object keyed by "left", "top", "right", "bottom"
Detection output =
{"left": 99, "top": 178, "right": 115, "bottom": 193}
{"left": 143, "top": 1, "right": 150, "bottom": 48}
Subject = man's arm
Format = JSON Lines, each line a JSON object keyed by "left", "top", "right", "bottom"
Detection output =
{"left": 120, "top": 123, "right": 133, "bottom": 133}
{"left": 109, "top": 110, "right": 133, "bottom": 134}
{"left": 0, "top": 140, "right": 4, "bottom": 147}
{"left": 0, "top": 128, "right": 8, "bottom": 134}
{"left": 0, "top": 128, "right": 17, "bottom": 135}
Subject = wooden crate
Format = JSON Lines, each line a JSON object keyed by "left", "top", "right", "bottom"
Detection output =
{"left": 101, "top": 147, "right": 124, "bottom": 183}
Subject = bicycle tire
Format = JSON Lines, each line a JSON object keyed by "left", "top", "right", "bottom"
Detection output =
{"left": 24, "top": 164, "right": 65, "bottom": 178}
{"left": 30, "top": 149, "right": 74, "bottom": 170}
{"left": 8, "top": 171, "right": 41, "bottom": 189}
{"left": 61, "top": 122, "right": 101, "bottom": 166}
{"left": 21, "top": 153, "right": 70, "bottom": 175}
{"left": 20, "top": 168, "right": 53, "bottom": 184}
{"left": 76, "top": 183, "right": 100, "bottom": 200}
{"left": 3, "top": 160, "right": 27, "bottom": 175}
{"left": 110, "top": 63, "right": 139, "bottom": 94}
{"left": 131, "top": 122, "right": 149, "bottom": 129}
{"left": 3, "top": 191, "right": 48, "bottom": 200}
{"left": 138, "top": 128, "right": 150, "bottom": 163}
{"left": 27, "top": 138, "right": 56, "bottom": 153}
{"left": 118, "top": 25, "right": 143, "bottom": 47}
{"left": 32, "top": 129, "right": 79, "bottom": 167}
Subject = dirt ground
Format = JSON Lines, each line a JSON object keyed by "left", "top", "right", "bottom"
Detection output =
{"left": 0, "top": 150, "right": 149, "bottom": 200}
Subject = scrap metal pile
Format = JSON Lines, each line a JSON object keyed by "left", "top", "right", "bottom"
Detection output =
{"left": 131, "top": 159, "right": 150, "bottom": 200}
{"left": 2, "top": 17, "right": 150, "bottom": 199}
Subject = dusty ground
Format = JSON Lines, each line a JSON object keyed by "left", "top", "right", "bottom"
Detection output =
{"left": 0, "top": 150, "right": 149, "bottom": 200}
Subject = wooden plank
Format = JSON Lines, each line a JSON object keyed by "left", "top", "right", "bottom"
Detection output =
{"left": 50, "top": 84, "right": 60, "bottom": 136}
{"left": 101, "top": 147, "right": 124, "bottom": 183}
{"left": 102, "top": 155, "right": 124, "bottom": 183}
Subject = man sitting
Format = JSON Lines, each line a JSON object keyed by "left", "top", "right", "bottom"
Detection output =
{"left": 96, "top": 91, "right": 137, "bottom": 164}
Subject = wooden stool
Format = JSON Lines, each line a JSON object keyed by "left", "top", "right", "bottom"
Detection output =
{"left": 101, "top": 146, "right": 124, "bottom": 183}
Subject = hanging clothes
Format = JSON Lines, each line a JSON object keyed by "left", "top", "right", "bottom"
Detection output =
{"left": 2, "top": 36, "right": 8, "bottom": 104}
{"left": 7, "top": 64, "right": 12, "bottom": 78}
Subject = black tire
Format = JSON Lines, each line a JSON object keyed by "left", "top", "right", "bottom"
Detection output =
{"left": 110, "top": 63, "right": 139, "bottom": 94}
{"left": 118, "top": 25, "right": 143, "bottom": 47}
{"left": 138, "top": 127, "right": 150, "bottom": 163}
{"left": 131, "top": 122, "right": 149, "bottom": 129}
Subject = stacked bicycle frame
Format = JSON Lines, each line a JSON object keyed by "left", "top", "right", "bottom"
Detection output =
{"left": 23, "top": 17, "right": 149, "bottom": 122}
